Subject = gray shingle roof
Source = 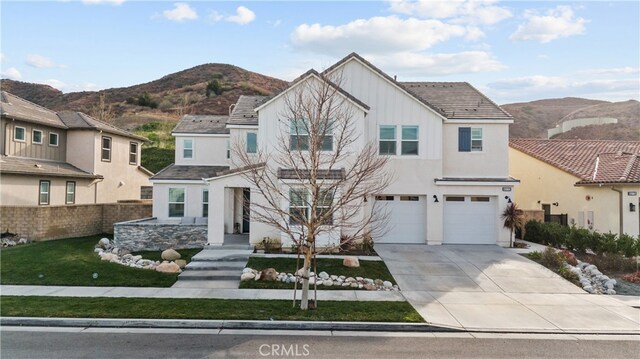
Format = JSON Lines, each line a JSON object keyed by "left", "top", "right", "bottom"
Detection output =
{"left": 228, "top": 95, "right": 267, "bottom": 126}
{"left": 277, "top": 168, "right": 345, "bottom": 180}
{"left": 151, "top": 164, "right": 230, "bottom": 180}
{"left": 402, "top": 82, "right": 512, "bottom": 120}
{"left": 0, "top": 156, "right": 102, "bottom": 179}
{"left": 173, "top": 115, "right": 230, "bottom": 134}
{"left": 0, "top": 91, "right": 66, "bottom": 129}
{"left": 57, "top": 111, "right": 147, "bottom": 141}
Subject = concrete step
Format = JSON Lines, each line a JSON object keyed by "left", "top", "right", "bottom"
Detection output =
{"left": 190, "top": 254, "right": 251, "bottom": 262}
{"left": 185, "top": 261, "right": 246, "bottom": 270}
{"left": 171, "top": 280, "right": 240, "bottom": 289}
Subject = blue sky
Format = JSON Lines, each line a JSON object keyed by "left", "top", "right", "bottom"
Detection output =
{"left": 1, "top": 1, "right": 638, "bottom": 104}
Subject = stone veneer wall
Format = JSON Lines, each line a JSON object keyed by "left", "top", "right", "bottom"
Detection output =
{"left": 113, "top": 218, "right": 207, "bottom": 251}
{"left": 0, "top": 202, "right": 151, "bottom": 241}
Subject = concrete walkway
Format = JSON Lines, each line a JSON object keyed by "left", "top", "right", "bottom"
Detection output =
{"left": 376, "top": 244, "right": 640, "bottom": 333}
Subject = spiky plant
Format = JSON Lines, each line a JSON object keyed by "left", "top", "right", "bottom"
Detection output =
{"left": 502, "top": 202, "right": 524, "bottom": 248}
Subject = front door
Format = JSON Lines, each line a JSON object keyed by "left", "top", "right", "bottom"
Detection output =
{"left": 242, "top": 188, "right": 250, "bottom": 233}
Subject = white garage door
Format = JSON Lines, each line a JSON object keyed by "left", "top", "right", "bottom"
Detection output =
{"left": 443, "top": 196, "right": 496, "bottom": 244}
{"left": 375, "top": 195, "right": 425, "bottom": 244}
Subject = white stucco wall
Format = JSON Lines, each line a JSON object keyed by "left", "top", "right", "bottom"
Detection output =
{"left": 152, "top": 182, "right": 208, "bottom": 221}
{"left": 443, "top": 123, "right": 509, "bottom": 178}
{"left": 174, "top": 134, "right": 229, "bottom": 166}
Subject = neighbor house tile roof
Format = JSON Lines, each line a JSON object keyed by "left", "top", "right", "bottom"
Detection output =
{"left": 510, "top": 139, "right": 640, "bottom": 184}
{"left": 172, "top": 115, "right": 230, "bottom": 134}
{"left": 0, "top": 156, "right": 102, "bottom": 179}
{"left": 151, "top": 164, "right": 230, "bottom": 180}
{"left": 228, "top": 95, "right": 267, "bottom": 126}
{"left": 57, "top": 111, "right": 147, "bottom": 141}
{"left": 277, "top": 168, "right": 345, "bottom": 180}
{"left": 402, "top": 82, "right": 512, "bottom": 120}
{"left": 0, "top": 91, "right": 66, "bottom": 129}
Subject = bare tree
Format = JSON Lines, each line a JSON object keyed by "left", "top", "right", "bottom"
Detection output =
{"left": 233, "top": 71, "right": 392, "bottom": 310}
{"left": 175, "top": 93, "right": 192, "bottom": 118}
{"left": 91, "top": 92, "right": 115, "bottom": 123}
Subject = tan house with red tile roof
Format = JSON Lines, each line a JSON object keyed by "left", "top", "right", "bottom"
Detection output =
{"left": 509, "top": 139, "right": 640, "bottom": 237}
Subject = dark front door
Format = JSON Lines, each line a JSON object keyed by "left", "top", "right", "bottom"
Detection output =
{"left": 242, "top": 188, "right": 250, "bottom": 233}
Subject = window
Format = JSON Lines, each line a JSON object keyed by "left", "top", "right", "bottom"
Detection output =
{"left": 183, "top": 139, "right": 193, "bottom": 159}
{"left": 32, "top": 129, "right": 43, "bottom": 144}
{"left": 317, "top": 188, "right": 334, "bottom": 225}
{"left": 66, "top": 181, "right": 76, "bottom": 204}
{"left": 129, "top": 142, "right": 138, "bottom": 165}
{"left": 290, "top": 119, "right": 333, "bottom": 151}
{"left": 458, "top": 127, "right": 483, "bottom": 152}
{"left": 246, "top": 133, "right": 257, "bottom": 153}
{"left": 401, "top": 126, "right": 419, "bottom": 155}
{"left": 49, "top": 132, "right": 59, "bottom": 147}
{"left": 226, "top": 139, "right": 230, "bottom": 159}
{"left": 101, "top": 136, "right": 112, "bottom": 161}
{"left": 168, "top": 188, "right": 185, "bottom": 217}
{"left": 202, "top": 189, "right": 209, "bottom": 217}
{"left": 375, "top": 195, "right": 394, "bottom": 201}
{"left": 470, "top": 196, "right": 490, "bottom": 202}
{"left": 14, "top": 127, "right": 25, "bottom": 142}
{"left": 400, "top": 196, "right": 419, "bottom": 201}
{"left": 445, "top": 196, "right": 465, "bottom": 202}
{"left": 39, "top": 180, "right": 50, "bottom": 205}
{"left": 379, "top": 125, "right": 396, "bottom": 155}
{"left": 289, "top": 188, "right": 308, "bottom": 225}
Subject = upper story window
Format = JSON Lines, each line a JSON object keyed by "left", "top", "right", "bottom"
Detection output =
{"left": 14, "top": 126, "right": 26, "bottom": 142}
{"left": 32, "top": 129, "right": 43, "bottom": 144}
{"left": 101, "top": 136, "right": 112, "bottom": 161}
{"left": 379, "top": 125, "right": 396, "bottom": 155}
{"left": 168, "top": 188, "right": 185, "bottom": 217}
{"left": 401, "top": 126, "right": 419, "bottom": 155}
{"left": 39, "top": 180, "right": 50, "bottom": 205}
{"left": 66, "top": 181, "right": 76, "bottom": 204}
{"left": 246, "top": 133, "right": 257, "bottom": 154}
{"left": 183, "top": 139, "right": 193, "bottom": 159}
{"left": 458, "top": 127, "right": 483, "bottom": 152}
{"left": 49, "top": 133, "right": 59, "bottom": 147}
{"left": 289, "top": 119, "right": 332, "bottom": 151}
{"left": 129, "top": 142, "right": 138, "bottom": 165}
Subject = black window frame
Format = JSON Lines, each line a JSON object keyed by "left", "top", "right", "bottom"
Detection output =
{"left": 49, "top": 132, "right": 59, "bottom": 147}
{"left": 14, "top": 126, "right": 26, "bottom": 142}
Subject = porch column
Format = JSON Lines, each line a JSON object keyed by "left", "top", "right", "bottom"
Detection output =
{"left": 207, "top": 183, "right": 225, "bottom": 246}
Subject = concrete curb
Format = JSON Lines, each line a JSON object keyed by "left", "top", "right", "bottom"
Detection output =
{"left": 3, "top": 317, "right": 639, "bottom": 335}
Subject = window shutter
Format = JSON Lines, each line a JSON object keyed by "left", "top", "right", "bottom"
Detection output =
{"left": 458, "top": 127, "right": 471, "bottom": 152}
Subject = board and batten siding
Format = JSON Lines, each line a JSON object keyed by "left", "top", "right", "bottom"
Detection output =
{"left": 2, "top": 118, "right": 67, "bottom": 161}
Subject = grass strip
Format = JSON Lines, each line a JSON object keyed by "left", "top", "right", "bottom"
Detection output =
{"left": 0, "top": 296, "right": 423, "bottom": 322}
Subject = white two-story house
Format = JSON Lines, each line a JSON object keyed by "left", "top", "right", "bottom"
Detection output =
{"left": 152, "top": 53, "right": 517, "bottom": 247}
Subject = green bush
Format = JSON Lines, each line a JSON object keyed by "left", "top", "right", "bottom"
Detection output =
{"left": 524, "top": 220, "right": 544, "bottom": 244}
{"left": 136, "top": 92, "right": 158, "bottom": 108}
{"left": 565, "top": 226, "right": 591, "bottom": 253}
{"left": 206, "top": 79, "right": 223, "bottom": 97}
{"left": 527, "top": 251, "right": 542, "bottom": 260}
{"left": 557, "top": 265, "right": 579, "bottom": 284}
{"left": 617, "top": 233, "right": 639, "bottom": 258}
{"left": 545, "top": 222, "right": 569, "bottom": 247}
{"left": 540, "top": 247, "right": 563, "bottom": 271}
{"left": 596, "top": 232, "right": 617, "bottom": 255}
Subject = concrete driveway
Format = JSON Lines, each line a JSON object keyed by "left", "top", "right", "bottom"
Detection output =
{"left": 376, "top": 244, "right": 640, "bottom": 333}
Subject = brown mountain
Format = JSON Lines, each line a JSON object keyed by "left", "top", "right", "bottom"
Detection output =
{"left": 502, "top": 98, "right": 639, "bottom": 140}
{"left": 1, "top": 63, "right": 288, "bottom": 131}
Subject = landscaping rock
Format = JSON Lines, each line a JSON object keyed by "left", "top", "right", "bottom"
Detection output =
{"left": 383, "top": 281, "right": 393, "bottom": 288}
{"left": 319, "top": 271, "right": 329, "bottom": 279}
{"left": 364, "top": 283, "right": 376, "bottom": 291}
{"left": 101, "top": 253, "right": 118, "bottom": 261}
{"left": 156, "top": 261, "right": 181, "bottom": 273}
{"left": 161, "top": 249, "right": 181, "bottom": 261}
{"left": 343, "top": 256, "right": 360, "bottom": 268}
{"left": 98, "top": 238, "right": 110, "bottom": 248}
{"left": 242, "top": 267, "right": 253, "bottom": 274}
{"left": 350, "top": 283, "right": 359, "bottom": 288}
{"left": 330, "top": 275, "right": 338, "bottom": 281}
{"left": 18, "top": 238, "right": 28, "bottom": 245}
{"left": 241, "top": 272, "right": 255, "bottom": 281}
{"left": 374, "top": 279, "right": 383, "bottom": 286}
{"left": 174, "top": 259, "right": 187, "bottom": 269}
{"left": 260, "top": 268, "right": 278, "bottom": 282}
{"left": 345, "top": 277, "right": 356, "bottom": 283}
{"left": 322, "top": 280, "right": 333, "bottom": 286}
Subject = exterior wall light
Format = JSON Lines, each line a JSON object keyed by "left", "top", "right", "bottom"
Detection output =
{"left": 433, "top": 195, "right": 439, "bottom": 203}
{"left": 504, "top": 196, "right": 512, "bottom": 203}
{"left": 552, "top": 202, "right": 559, "bottom": 206}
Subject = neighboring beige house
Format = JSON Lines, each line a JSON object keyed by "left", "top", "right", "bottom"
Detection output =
{"left": 510, "top": 139, "right": 640, "bottom": 237}
{"left": 0, "top": 91, "right": 152, "bottom": 206}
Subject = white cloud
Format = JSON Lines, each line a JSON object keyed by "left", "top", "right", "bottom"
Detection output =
{"left": 367, "top": 51, "right": 505, "bottom": 77}
{"left": 81, "top": 0, "right": 126, "bottom": 5}
{"left": 162, "top": 3, "right": 198, "bottom": 22}
{"left": 25, "top": 54, "right": 65, "bottom": 69}
{"left": 0, "top": 53, "right": 5, "bottom": 63}
{"left": 1, "top": 67, "right": 22, "bottom": 80}
{"left": 210, "top": 6, "right": 256, "bottom": 25}
{"left": 389, "top": 0, "right": 512, "bottom": 25}
{"left": 226, "top": 6, "right": 255, "bottom": 25}
{"left": 291, "top": 16, "right": 468, "bottom": 55}
{"left": 576, "top": 67, "right": 639, "bottom": 76}
{"left": 43, "top": 79, "right": 68, "bottom": 90}
{"left": 510, "top": 6, "right": 587, "bottom": 43}
{"left": 268, "top": 19, "right": 282, "bottom": 28}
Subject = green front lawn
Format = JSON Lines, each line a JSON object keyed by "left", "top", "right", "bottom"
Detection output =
{"left": 0, "top": 235, "right": 200, "bottom": 287}
{"left": 241, "top": 257, "right": 396, "bottom": 290}
{"left": 0, "top": 296, "right": 423, "bottom": 322}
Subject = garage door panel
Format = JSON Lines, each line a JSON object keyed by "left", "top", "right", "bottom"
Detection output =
{"left": 375, "top": 196, "right": 425, "bottom": 244}
{"left": 444, "top": 196, "right": 496, "bottom": 244}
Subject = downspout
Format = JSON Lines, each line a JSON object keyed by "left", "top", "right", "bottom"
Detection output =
{"left": 94, "top": 178, "right": 104, "bottom": 204}
{"left": 611, "top": 187, "right": 623, "bottom": 234}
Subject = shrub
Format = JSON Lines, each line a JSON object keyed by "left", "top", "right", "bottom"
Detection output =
{"left": 588, "top": 252, "right": 637, "bottom": 273}
{"left": 206, "top": 79, "right": 223, "bottom": 97}
{"left": 136, "top": 92, "right": 158, "bottom": 108}
{"left": 560, "top": 249, "right": 578, "bottom": 266}
{"left": 540, "top": 247, "right": 564, "bottom": 271}
{"left": 617, "top": 233, "right": 639, "bottom": 258}
{"left": 596, "top": 232, "right": 617, "bottom": 255}
{"left": 527, "top": 251, "right": 542, "bottom": 260}
{"left": 565, "top": 226, "right": 592, "bottom": 253}
{"left": 524, "top": 220, "right": 544, "bottom": 244}
{"left": 622, "top": 271, "right": 640, "bottom": 284}
{"left": 557, "top": 265, "right": 580, "bottom": 284}
{"left": 545, "top": 222, "right": 569, "bottom": 247}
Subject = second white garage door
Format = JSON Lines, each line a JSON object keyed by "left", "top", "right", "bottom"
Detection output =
{"left": 375, "top": 195, "right": 425, "bottom": 244}
{"left": 443, "top": 196, "right": 496, "bottom": 244}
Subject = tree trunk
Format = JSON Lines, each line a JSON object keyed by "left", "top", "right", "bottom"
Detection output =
{"left": 509, "top": 227, "right": 514, "bottom": 248}
{"left": 299, "top": 250, "right": 312, "bottom": 310}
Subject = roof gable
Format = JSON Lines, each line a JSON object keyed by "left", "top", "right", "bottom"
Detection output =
{"left": 0, "top": 91, "right": 66, "bottom": 129}
{"left": 173, "top": 115, "right": 230, "bottom": 134}
{"left": 58, "top": 111, "right": 147, "bottom": 141}
{"left": 510, "top": 139, "right": 640, "bottom": 184}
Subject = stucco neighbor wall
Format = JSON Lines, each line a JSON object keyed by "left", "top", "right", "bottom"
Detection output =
{"left": 113, "top": 218, "right": 207, "bottom": 251}
{"left": 0, "top": 174, "right": 96, "bottom": 206}
{"left": 0, "top": 202, "right": 151, "bottom": 241}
